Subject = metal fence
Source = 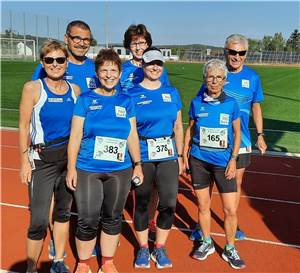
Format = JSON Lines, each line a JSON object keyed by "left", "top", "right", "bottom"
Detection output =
{"left": 176, "top": 49, "right": 300, "bottom": 64}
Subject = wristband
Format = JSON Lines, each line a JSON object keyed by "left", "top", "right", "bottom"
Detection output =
{"left": 178, "top": 154, "right": 183, "bottom": 157}
{"left": 257, "top": 132, "right": 265, "bottom": 137}
{"left": 134, "top": 161, "right": 143, "bottom": 167}
{"left": 230, "top": 154, "right": 238, "bottom": 161}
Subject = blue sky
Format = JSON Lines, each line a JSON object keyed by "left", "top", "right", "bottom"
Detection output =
{"left": 1, "top": 1, "right": 299, "bottom": 47}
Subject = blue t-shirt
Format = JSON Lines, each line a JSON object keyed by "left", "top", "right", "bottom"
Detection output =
{"left": 73, "top": 90, "right": 135, "bottom": 173}
{"left": 32, "top": 58, "right": 98, "bottom": 93}
{"left": 129, "top": 84, "right": 182, "bottom": 162}
{"left": 120, "top": 60, "right": 170, "bottom": 92}
{"left": 189, "top": 93, "right": 240, "bottom": 167}
{"left": 197, "top": 65, "right": 264, "bottom": 150}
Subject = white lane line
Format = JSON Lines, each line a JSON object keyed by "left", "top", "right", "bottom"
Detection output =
{"left": 178, "top": 188, "right": 300, "bottom": 205}
{"left": 1, "top": 202, "right": 299, "bottom": 249}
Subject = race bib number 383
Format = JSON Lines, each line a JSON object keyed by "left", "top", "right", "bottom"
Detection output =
{"left": 93, "top": 136, "right": 127, "bottom": 162}
{"left": 199, "top": 126, "right": 228, "bottom": 149}
{"left": 147, "top": 137, "right": 174, "bottom": 160}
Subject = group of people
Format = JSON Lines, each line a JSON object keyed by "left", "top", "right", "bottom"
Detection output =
{"left": 19, "top": 20, "right": 267, "bottom": 273}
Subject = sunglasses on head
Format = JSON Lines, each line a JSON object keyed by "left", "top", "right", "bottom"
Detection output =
{"left": 226, "top": 49, "right": 247, "bottom": 56}
{"left": 43, "top": 57, "right": 66, "bottom": 64}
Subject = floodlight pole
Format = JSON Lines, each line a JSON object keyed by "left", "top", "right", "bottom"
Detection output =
{"left": 104, "top": 0, "right": 109, "bottom": 48}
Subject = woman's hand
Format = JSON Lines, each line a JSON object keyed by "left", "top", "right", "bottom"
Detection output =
{"left": 66, "top": 167, "right": 77, "bottom": 191}
{"left": 225, "top": 159, "right": 237, "bottom": 180}
{"left": 20, "top": 157, "right": 32, "bottom": 185}
{"left": 132, "top": 165, "right": 144, "bottom": 186}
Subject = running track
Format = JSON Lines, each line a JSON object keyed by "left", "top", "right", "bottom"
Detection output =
{"left": 1, "top": 128, "right": 300, "bottom": 273}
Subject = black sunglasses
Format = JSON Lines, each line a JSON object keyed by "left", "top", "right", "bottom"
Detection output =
{"left": 43, "top": 57, "right": 67, "bottom": 64}
{"left": 226, "top": 49, "right": 247, "bottom": 56}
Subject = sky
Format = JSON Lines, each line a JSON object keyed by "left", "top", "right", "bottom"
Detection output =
{"left": 1, "top": 0, "right": 300, "bottom": 47}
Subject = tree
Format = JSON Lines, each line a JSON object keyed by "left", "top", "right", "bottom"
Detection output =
{"left": 248, "top": 38, "right": 261, "bottom": 51}
{"left": 262, "top": 35, "right": 273, "bottom": 50}
{"left": 286, "top": 29, "right": 300, "bottom": 52}
{"left": 270, "top": 32, "right": 285, "bottom": 51}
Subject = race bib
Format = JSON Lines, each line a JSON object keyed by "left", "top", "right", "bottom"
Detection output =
{"left": 147, "top": 137, "right": 174, "bottom": 160}
{"left": 199, "top": 126, "right": 228, "bottom": 149}
{"left": 93, "top": 136, "right": 127, "bottom": 162}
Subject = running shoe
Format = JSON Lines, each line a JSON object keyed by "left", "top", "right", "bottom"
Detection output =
{"left": 98, "top": 261, "right": 119, "bottom": 273}
{"left": 192, "top": 240, "right": 215, "bottom": 260}
{"left": 235, "top": 229, "right": 246, "bottom": 241}
{"left": 48, "top": 239, "right": 67, "bottom": 259}
{"left": 50, "top": 261, "right": 70, "bottom": 273}
{"left": 222, "top": 246, "right": 246, "bottom": 269}
{"left": 189, "top": 224, "right": 204, "bottom": 241}
{"left": 151, "top": 247, "right": 172, "bottom": 269}
{"left": 75, "top": 263, "right": 92, "bottom": 273}
{"left": 134, "top": 247, "right": 150, "bottom": 268}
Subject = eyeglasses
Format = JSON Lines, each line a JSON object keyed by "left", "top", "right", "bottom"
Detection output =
{"left": 43, "top": 57, "right": 66, "bottom": 64}
{"left": 130, "top": 41, "right": 147, "bottom": 48}
{"left": 206, "top": 75, "right": 225, "bottom": 82}
{"left": 68, "top": 34, "right": 92, "bottom": 45}
{"left": 226, "top": 49, "right": 247, "bottom": 56}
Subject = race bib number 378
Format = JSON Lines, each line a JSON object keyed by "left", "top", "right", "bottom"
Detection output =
{"left": 147, "top": 137, "right": 174, "bottom": 160}
{"left": 93, "top": 136, "right": 127, "bottom": 162}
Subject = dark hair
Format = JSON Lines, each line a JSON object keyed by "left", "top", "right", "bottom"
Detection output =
{"left": 143, "top": 46, "right": 162, "bottom": 55}
{"left": 40, "top": 40, "right": 68, "bottom": 60}
{"left": 95, "top": 49, "right": 121, "bottom": 73}
{"left": 123, "top": 24, "right": 152, "bottom": 49}
{"left": 66, "top": 20, "right": 91, "bottom": 35}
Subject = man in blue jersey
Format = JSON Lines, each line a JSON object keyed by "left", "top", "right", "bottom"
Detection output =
{"left": 120, "top": 24, "right": 170, "bottom": 92}
{"left": 190, "top": 34, "right": 267, "bottom": 241}
{"left": 32, "top": 20, "right": 97, "bottom": 93}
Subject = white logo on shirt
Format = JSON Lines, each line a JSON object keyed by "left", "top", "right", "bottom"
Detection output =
{"left": 48, "top": 98, "right": 63, "bottom": 103}
{"left": 162, "top": 93, "right": 171, "bottom": 102}
{"left": 92, "top": 99, "right": 98, "bottom": 104}
{"left": 86, "top": 78, "right": 97, "bottom": 89}
{"left": 89, "top": 105, "right": 102, "bottom": 110}
{"left": 220, "top": 113, "right": 230, "bottom": 125}
{"left": 242, "top": 79, "right": 250, "bottom": 88}
{"left": 115, "top": 106, "right": 126, "bottom": 118}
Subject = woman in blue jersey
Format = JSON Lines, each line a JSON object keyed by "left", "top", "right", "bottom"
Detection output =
{"left": 183, "top": 59, "right": 245, "bottom": 270}
{"left": 120, "top": 24, "right": 170, "bottom": 92}
{"left": 129, "top": 47, "right": 184, "bottom": 269}
{"left": 19, "top": 41, "right": 80, "bottom": 273}
{"left": 66, "top": 49, "right": 143, "bottom": 273}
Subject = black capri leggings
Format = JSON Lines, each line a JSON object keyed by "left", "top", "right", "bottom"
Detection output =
{"left": 134, "top": 160, "right": 179, "bottom": 231}
{"left": 28, "top": 160, "right": 72, "bottom": 240}
{"left": 74, "top": 167, "right": 132, "bottom": 241}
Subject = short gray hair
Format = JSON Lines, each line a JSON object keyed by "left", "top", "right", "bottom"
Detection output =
{"left": 225, "top": 34, "right": 248, "bottom": 50}
{"left": 203, "top": 59, "right": 228, "bottom": 79}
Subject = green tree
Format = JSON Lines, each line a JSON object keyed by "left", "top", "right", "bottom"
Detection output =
{"left": 262, "top": 35, "right": 273, "bottom": 50}
{"left": 286, "top": 29, "right": 300, "bottom": 52}
{"left": 270, "top": 32, "right": 285, "bottom": 51}
{"left": 248, "top": 38, "right": 261, "bottom": 51}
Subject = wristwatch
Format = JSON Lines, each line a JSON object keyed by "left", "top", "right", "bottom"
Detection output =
{"left": 257, "top": 132, "right": 265, "bottom": 137}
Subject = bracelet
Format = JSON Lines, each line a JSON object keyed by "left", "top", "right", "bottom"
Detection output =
{"left": 230, "top": 154, "right": 238, "bottom": 161}
{"left": 134, "top": 161, "right": 143, "bottom": 167}
{"left": 257, "top": 132, "right": 265, "bottom": 137}
{"left": 178, "top": 154, "right": 183, "bottom": 157}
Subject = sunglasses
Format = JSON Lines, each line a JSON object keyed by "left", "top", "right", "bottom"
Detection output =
{"left": 226, "top": 49, "right": 247, "bottom": 56}
{"left": 43, "top": 57, "right": 67, "bottom": 64}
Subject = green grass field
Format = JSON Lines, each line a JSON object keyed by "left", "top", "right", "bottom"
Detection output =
{"left": 1, "top": 60, "right": 300, "bottom": 153}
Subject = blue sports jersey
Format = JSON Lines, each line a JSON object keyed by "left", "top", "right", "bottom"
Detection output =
{"left": 129, "top": 84, "right": 182, "bottom": 162}
{"left": 32, "top": 58, "right": 98, "bottom": 93}
{"left": 120, "top": 60, "right": 170, "bottom": 92}
{"left": 74, "top": 90, "right": 135, "bottom": 173}
{"left": 197, "top": 65, "right": 264, "bottom": 151}
{"left": 30, "top": 79, "right": 77, "bottom": 159}
{"left": 189, "top": 92, "right": 240, "bottom": 167}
